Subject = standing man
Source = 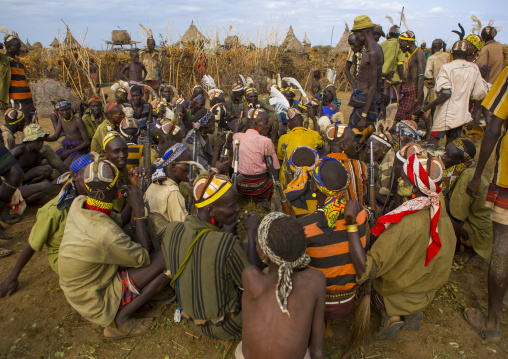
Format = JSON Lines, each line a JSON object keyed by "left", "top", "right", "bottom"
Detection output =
{"left": 477, "top": 26, "right": 504, "bottom": 84}
{"left": 423, "top": 39, "right": 449, "bottom": 115}
{"left": 140, "top": 37, "right": 164, "bottom": 100}
{"left": 464, "top": 67, "right": 508, "bottom": 343}
{"left": 0, "top": 33, "right": 35, "bottom": 124}
{"left": 380, "top": 25, "right": 406, "bottom": 105}
{"left": 349, "top": 15, "right": 384, "bottom": 132}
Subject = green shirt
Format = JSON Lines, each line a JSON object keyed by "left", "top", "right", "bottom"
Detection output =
{"left": 380, "top": 38, "right": 406, "bottom": 82}
{"left": 58, "top": 196, "right": 150, "bottom": 327}
{"left": 162, "top": 215, "right": 249, "bottom": 340}
{"left": 81, "top": 111, "right": 105, "bottom": 140}
{"left": 28, "top": 196, "right": 68, "bottom": 273}
{"left": 447, "top": 168, "right": 493, "bottom": 259}
{"left": 376, "top": 148, "right": 395, "bottom": 197}
{"left": 90, "top": 118, "right": 117, "bottom": 157}
{"left": 358, "top": 196, "right": 455, "bottom": 316}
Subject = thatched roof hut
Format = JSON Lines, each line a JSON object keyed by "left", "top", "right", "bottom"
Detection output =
{"left": 281, "top": 26, "right": 308, "bottom": 54}
{"left": 224, "top": 35, "right": 240, "bottom": 50}
{"left": 331, "top": 23, "right": 351, "bottom": 54}
{"left": 178, "top": 20, "right": 209, "bottom": 46}
{"left": 25, "top": 39, "right": 34, "bottom": 51}
{"left": 302, "top": 33, "right": 311, "bottom": 51}
{"left": 50, "top": 37, "right": 60, "bottom": 49}
{"left": 61, "top": 28, "right": 81, "bottom": 51}
{"left": 33, "top": 42, "right": 43, "bottom": 50}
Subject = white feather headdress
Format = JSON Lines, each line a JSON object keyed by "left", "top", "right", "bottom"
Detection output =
{"left": 471, "top": 15, "right": 482, "bottom": 34}
{"left": 399, "top": 12, "right": 410, "bottom": 31}
{"left": 269, "top": 86, "right": 290, "bottom": 113}
{"left": 201, "top": 75, "right": 216, "bottom": 88}
{"left": 239, "top": 74, "right": 247, "bottom": 87}
{"left": 385, "top": 15, "right": 394, "bottom": 26}
{"left": 282, "top": 77, "right": 307, "bottom": 98}
{"left": 326, "top": 68, "right": 336, "bottom": 85}
{"left": 111, "top": 80, "right": 129, "bottom": 92}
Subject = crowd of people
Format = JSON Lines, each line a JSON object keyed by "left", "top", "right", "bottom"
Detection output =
{"left": 0, "top": 13, "right": 507, "bottom": 358}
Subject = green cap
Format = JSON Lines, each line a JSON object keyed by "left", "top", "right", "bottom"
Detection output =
{"left": 352, "top": 15, "right": 375, "bottom": 31}
{"left": 23, "top": 124, "right": 48, "bottom": 142}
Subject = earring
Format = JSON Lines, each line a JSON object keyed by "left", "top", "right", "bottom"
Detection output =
{"left": 411, "top": 193, "right": 416, "bottom": 199}
{"left": 211, "top": 218, "right": 216, "bottom": 224}
{"left": 312, "top": 192, "right": 317, "bottom": 198}
{"left": 256, "top": 128, "right": 258, "bottom": 130}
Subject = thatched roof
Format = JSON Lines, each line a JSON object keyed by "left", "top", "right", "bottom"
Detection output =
{"left": 331, "top": 23, "right": 350, "bottom": 54}
{"left": 281, "top": 26, "right": 308, "bottom": 54}
{"left": 33, "top": 42, "right": 43, "bottom": 50}
{"left": 26, "top": 39, "right": 34, "bottom": 51}
{"left": 61, "top": 28, "right": 81, "bottom": 51}
{"left": 50, "top": 37, "right": 60, "bottom": 48}
{"left": 302, "top": 33, "right": 311, "bottom": 46}
{"left": 224, "top": 35, "right": 240, "bottom": 49}
{"left": 179, "top": 20, "right": 209, "bottom": 45}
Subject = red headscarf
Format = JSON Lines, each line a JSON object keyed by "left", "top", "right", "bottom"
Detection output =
{"left": 370, "top": 153, "right": 443, "bottom": 266}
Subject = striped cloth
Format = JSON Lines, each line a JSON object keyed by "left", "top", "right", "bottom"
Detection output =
{"left": 327, "top": 153, "right": 368, "bottom": 205}
{"left": 482, "top": 66, "right": 508, "bottom": 188}
{"left": 9, "top": 58, "right": 32, "bottom": 102}
{"left": 300, "top": 209, "right": 367, "bottom": 292}
{"left": 0, "top": 141, "right": 16, "bottom": 175}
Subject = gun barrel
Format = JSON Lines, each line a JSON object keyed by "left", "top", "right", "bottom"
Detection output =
{"left": 233, "top": 140, "right": 240, "bottom": 186}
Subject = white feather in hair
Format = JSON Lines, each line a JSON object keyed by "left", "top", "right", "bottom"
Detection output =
{"left": 239, "top": 74, "right": 247, "bottom": 87}
{"left": 326, "top": 68, "right": 336, "bottom": 85}
{"left": 139, "top": 24, "right": 153, "bottom": 40}
{"left": 201, "top": 75, "right": 216, "bottom": 88}
{"left": 471, "top": 15, "right": 482, "bottom": 34}
{"left": 282, "top": 77, "right": 307, "bottom": 98}
{"left": 385, "top": 15, "right": 394, "bottom": 26}
{"left": 399, "top": 12, "right": 409, "bottom": 31}
{"left": 0, "top": 27, "right": 8, "bottom": 36}
{"left": 208, "top": 88, "right": 223, "bottom": 98}
{"left": 245, "top": 77, "right": 254, "bottom": 87}
{"left": 488, "top": 20, "right": 494, "bottom": 27}
{"left": 111, "top": 81, "right": 129, "bottom": 92}
{"left": 269, "top": 86, "right": 289, "bottom": 113}
{"left": 277, "top": 73, "right": 282, "bottom": 89}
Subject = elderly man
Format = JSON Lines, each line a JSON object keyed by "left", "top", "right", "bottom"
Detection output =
{"left": 349, "top": 154, "right": 455, "bottom": 339}
{"left": 59, "top": 159, "right": 168, "bottom": 339}
{"left": 349, "top": 15, "right": 384, "bottom": 132}
{"left": 477, "top": 26, "right": 504, "bottom": 84}
{"left": 418, "top": 40, "right": 489, "bottom": 146}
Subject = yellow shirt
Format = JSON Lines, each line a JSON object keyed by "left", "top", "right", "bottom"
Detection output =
{"left": 277, "top": 127, "right": 323, "bottom": 186}
{"left": 482, "top": 66, "right": 508, "bottom": 188}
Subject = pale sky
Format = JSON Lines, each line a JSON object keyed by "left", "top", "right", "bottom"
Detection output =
{"left": 1, "top": 0, "right": 507, "bottom": 49}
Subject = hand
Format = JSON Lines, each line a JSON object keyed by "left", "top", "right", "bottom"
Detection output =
{"left": 243, "top": 211, "right": 260, "bottom": 234}
{"left": 480, "top": 64, "right": 491, "bottom": 81}
{"left": 467, "top": 117, "right": 480, "bottom": 130}
{"left": 216, "top": 160, "right": 231, "bottom": 173}
{"left": 0, "top": 276, "right": 18, "bottom": 297}
{"left": 213, "top": 132, "right": 226, "bottom": 152}
{"left": 387, "top": 70, "right": 395, "bottom": 78}
{"left": 59, "top": 152, "right": 70, "bottom": 160}
{"left": 220, "top": 219, "right": 240, "bottom": 234}
{"left": 344, "top": 200, "right": 360, "bottom": 221}
{"left": 357, "top": 117, "right": 367, "bottom": 131}
{"left": 129, "top": 167, "right": 148, "bottom": 187}
{"left": 124, "top": 184, "right": 144, "bottom": 208}
{"left": 466, "top": 176, "right": 482, "bottom": 199}
{"left": 413, "top": 108, "right": 424, "bottom": 118}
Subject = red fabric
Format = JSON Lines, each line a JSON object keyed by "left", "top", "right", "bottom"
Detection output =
{"left": 395, "top": 86, "right": 418, "bottom": 122}
{"left": 370, "top": 153, "right": 442, "bottom": 266}
{"left": 119, "top": 269, "right": 139, "bottom": 309}
{"left": 487, "top": 183, "right": 508, "bottom": 210}
{"left": 85, "top": 203, "right": 112, "bottom": 216}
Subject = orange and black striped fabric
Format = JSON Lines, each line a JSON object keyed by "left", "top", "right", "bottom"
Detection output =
{"left": 327, "top": 153, "right": 367, "bottom": 205}
{"left": 127, "top": 145, "right": 143, "bottom": 170}
{"left": 9, "top": 58, "right": 32, "bottom": 102}
{"left": 299, "top": 209, "right": 367, "bottom": 291}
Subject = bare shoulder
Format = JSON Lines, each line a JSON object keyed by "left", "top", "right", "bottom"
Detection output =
{"left": 294, "top": 267, "right": 326, "bottom": 288}
{"left": 242, "top": 265, "right": 266, "bottom": 297}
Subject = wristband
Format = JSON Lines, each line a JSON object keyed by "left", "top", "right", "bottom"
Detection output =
{"left": 133, "top": 216, "right": 147, "bottom": 221}
{"left": 361, "top": 112, "right": 368, "bottom": 118}
{"left": 346, "top": 224, "right": 358, "bottom": 233}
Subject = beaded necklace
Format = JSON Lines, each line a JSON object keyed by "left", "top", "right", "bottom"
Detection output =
{"left": 86, "top": 197, "right": 113, "bottom": 216}
{"left": 64, "top": 114, "right": 74, "bottom": 123}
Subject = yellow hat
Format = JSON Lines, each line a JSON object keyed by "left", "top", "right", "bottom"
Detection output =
{"left": 352, "top": 15, "right": 374, "bottom": 31}
{"left": 193, "top": 174, "right": 232, "bottom": 208}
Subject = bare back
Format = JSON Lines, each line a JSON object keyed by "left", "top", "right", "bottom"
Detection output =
{"left": 357, "top": 43, "right": 384, "bottom": 93}
{"left": 406, "top": 48, "right": 426, "bottom": 88}
{"left": 241, "top": 266, "right": 326, "bottom": 359}
{"left": 11, "top": 144, "right": 40, "bottom": 172}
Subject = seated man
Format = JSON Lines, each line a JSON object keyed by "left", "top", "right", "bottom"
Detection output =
{"left": 233, "top": 110, "right": 279, "bottom": 203}
{"left": 123, "top": 85, "right": 152, "bottom": 132}
{"left": 46, "top": 100, "right": 90, "bottom": 164}
{"left": 225, "top": 84, "right": 245, "bottom": 121}
{"left": 1, "top": 108, "right": 25, "bottom": 150}
{"left": 0, "top": 141, "right": 23, "bottom": 244}
{"left": 350, "top": 154, "right": 455, "bottom": 339}
{"left": 299, "top": 156, "right": 368, "bottom": 338}
{"left": 11, "top": 124, "right": 54, "bottom": 204}
{"left": 239, "top": 87, "right": 278, "bottom": 142}
{"left": 277, "top": 108, "right": 323, "bottom": 187}
{"left": 366, "top": 132, "right": 395, "bottom": 208}
{"left": 58, "top": 159, "right": 167, "bottom": 339}
{"left": 145, "top": 143, "right": 190, "bottom": 241}
{"left": 280, "top": 87, "right": 308, "bottom": 125}
{"left": 111, "top": 82, "right": 130, "bottom": 106}
{"left": 161, "top": 174, "right": 260, "bottom": 341}
{"left": 91, "top": 103, "right": 125, "bottom": 157}
{"left": 81, "top": 97, "right": 106, "bottom": 140}
{"left": 441, "top": 139, "right": 492, "bottom": 261}
{"left": 326, "top": 125, "right": 367, "bottom": 205}
{"left": 240, "top": 212, "right": 326, "bottom": 359}
{"left": 0, "top": 154, "right": 94, "bottom": 297}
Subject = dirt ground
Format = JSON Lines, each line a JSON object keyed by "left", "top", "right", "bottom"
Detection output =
{"left": 0, "top": 92, "right": 506, "bottom": 359}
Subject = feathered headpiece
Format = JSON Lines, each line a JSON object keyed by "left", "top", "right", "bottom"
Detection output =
{"left": 471, "top": 15, "right": 482, "bottom": 35}
{"left": 139, "top": 23, "right": 154, "bottom": 40}
{"left": 326, "top": 68, "right": 336, "bottom": 85}
{"left": 452, "top": 23, "right": 466, "bottom": 40}
{"left": 201, "top": 74, "right": 216, "bottom": 89}
{"left": 239, "top": 74, "right": 247, "bottom": 87}
{"left": 282, "top": 77, "right": 307, "bottom": 99}
{"left": 269, "top": 86, "right": 290, "bottom": 114}
{"left": 385, "top": 15, "right": 394, "bottom": 26}
{"left": 399, "top": 12, "right": 410, "bottom": 31}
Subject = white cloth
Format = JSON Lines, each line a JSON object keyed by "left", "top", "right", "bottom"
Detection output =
{"left": 431, "top": 59, "right": 489, "bottom": 132}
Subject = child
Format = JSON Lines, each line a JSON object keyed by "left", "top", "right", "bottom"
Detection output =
{"left": 240, "top": 212, "right": 326, "bottom": 359}
{"left": 120, "top": 50, "right": 147, "bottom": 86}
{"left": 312, "top": 69, "right": 322, "bottom": 99}
{"left": 46, "top": 100, "right": 90, "bottom": 164}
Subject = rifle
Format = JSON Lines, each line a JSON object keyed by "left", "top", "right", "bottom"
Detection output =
{"left": 264, "top": 150, "right": 295, "bottom": 217}
{"left": 281, "top": 143, "right": 293, "bottom": 186}
{"left": 139, "top": 116, "right": 152, "bottom": 194}
{"left": 79, "top": 93, "right": 86, "bottom": 119}
{"left": 187, "top": 128, "right": 198, "bottom": 213}
{"left": 233, "top": 140, "right": 240, "bottom": 186}
{"left": 368, "top": 139, "right": 377, "bottom": 245}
